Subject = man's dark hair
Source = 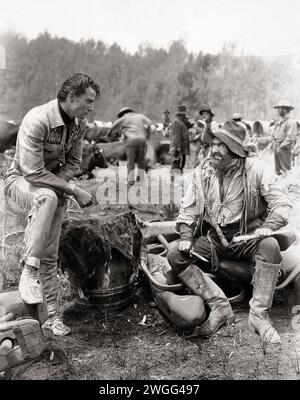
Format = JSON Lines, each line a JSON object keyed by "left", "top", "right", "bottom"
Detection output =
{"left": 57, "top": 72, "right": 100, "bottom": 101}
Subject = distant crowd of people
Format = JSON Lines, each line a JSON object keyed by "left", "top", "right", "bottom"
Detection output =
{"left": 81, "top": 100, "right": 299, "bottom": 181}
{"left": 161, "top": 100, "right": 299, "bottom": 176}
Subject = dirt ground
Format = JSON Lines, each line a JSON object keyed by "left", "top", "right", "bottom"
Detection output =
{"left": 1, "top": 160, "right": 300, "bottom": 381}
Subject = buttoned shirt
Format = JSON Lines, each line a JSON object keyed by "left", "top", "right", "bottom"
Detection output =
{"left": 213, "top": 160, "right": 244, "bottom": 226}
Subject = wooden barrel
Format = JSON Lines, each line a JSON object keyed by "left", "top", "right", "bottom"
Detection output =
{"left": 59, "top": 212, "right": 141, "bottom": 311}
{"left": 85, "top": 248, "right": 137, "bottom": 309}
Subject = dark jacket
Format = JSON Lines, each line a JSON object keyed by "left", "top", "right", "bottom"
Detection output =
{"left": 170, "top": 115, "right": 190, "bottom": 155}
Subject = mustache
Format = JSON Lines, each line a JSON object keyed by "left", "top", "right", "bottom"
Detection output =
{"left": 211, "top": 152, "right": 223, "bottom": 158}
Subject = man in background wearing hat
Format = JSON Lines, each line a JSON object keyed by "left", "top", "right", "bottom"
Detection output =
{"left": 163, "top": 109, "right": 172, "bottom": 134}
{"left": 272, "top": 101, "right": 297, "bottom": 175}
{"left": 199, "top": 106, "right": 218, "bottom": 158}
{"left": 232, "top": 112, "right": 251, "bottom": 145}
{"left": 108, "top": 107, "right": 153, "bottom": 186}
{"left": 167, "top": 120, "right": 291, "bottom": 344}
{"left": 232, "top": 112, "right": 243, "bottom": 123}
{"left": 169, "top": 105, "right": 190, "bottom": 173}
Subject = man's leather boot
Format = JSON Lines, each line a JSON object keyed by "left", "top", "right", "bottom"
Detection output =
{"left": 178, "top": 264, "right": 235, "bottom": 336}
{"left": 248, "top": 258, "right": 281, "bottom": 345}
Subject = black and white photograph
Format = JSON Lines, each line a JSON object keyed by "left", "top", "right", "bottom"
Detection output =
{"left": 1, "top": 0, "right": 300, "bottom": 383}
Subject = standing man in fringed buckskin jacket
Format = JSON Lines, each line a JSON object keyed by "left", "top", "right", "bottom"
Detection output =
{"left": 167, "top": 120, "right": 292, "bottom": 344}
{"left": 4, "top": 73, "right": 100, "bottom": 336}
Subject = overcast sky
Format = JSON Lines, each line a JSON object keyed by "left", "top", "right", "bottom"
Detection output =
{"left": 1, "top": 0, "right": 300, "bottom": 56}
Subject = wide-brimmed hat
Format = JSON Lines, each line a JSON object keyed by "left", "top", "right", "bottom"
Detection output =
{"left": 117, "top": 107, "right": 134, "bottom": 118}
{"left": 164, "top": 109, "right": 170, "bottom": 114}
{"left": 213, "top": 120, "right": 248, "bottom": 158}
{"left": 273, "top": 100, "right": 294, "bottom": 111}
{"left": 199, "top": 106, "right": 215, "bottom": 117}
{"left": 176, "top": 105, "right": 187, "bottom": 115}
{"left": 232, "top": 112, "right": 243, "bottom": 120}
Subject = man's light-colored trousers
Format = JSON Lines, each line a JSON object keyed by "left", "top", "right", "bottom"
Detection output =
{"left": 5, "top": 176, "right": 64, "bottom": 314}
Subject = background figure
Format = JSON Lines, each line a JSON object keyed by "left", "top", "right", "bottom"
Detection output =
{"left": 186, "top": 119, "right": 206, "bottom": 168}
{"left": 169, "top": 105, "right": 190, "bottom": 173}
{"left": 231, "top": 113, "right": 256, "bottom": 156}
{"left": 163, "top": 109, "right": 172, "bottom": 136}
{"left": 231, "top": 113, "right": 251, "bottom": 143}
{"left": 232, "top": 113, "right": 243, "bottom": 123}
{"left": 272, "top": 100, "right": 297, "bottom": 175}
{"left": 108, "top": 107, "right": 152, "bottom": 185}
{"left": 199, "top": 106, "right": 218, "bottom": 158}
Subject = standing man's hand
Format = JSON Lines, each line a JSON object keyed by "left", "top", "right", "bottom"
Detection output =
{"left": 178, "top": 240, "right": 192, "bottom": 253}
{"left": 72, "top": 186, "right": 93, "bottom": 208}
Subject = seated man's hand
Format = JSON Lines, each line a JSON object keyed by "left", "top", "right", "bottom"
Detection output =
{"left": 178, "top": 240, "right": 192, "bottom": 253}
{"left": 73, "top": 186, "right": 93, "bottom": 208}
{"left": 255, "top": 228, "right": 273, "bottom": 238}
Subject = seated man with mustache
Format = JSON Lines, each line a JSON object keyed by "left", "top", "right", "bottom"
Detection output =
{"left": 167, "top": 120, "right": 292, "bottom": 345}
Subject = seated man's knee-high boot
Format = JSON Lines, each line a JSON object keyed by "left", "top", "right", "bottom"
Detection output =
{"left": 248, "top": 258, "right": 281, "bottom": 344}
{"left": 177, "top": 264, "right": 235, "bottom": 336}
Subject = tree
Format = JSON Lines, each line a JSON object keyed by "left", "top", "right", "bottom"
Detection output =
{"left": 0, "top": 33, "right": 298, "bottom": 124}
